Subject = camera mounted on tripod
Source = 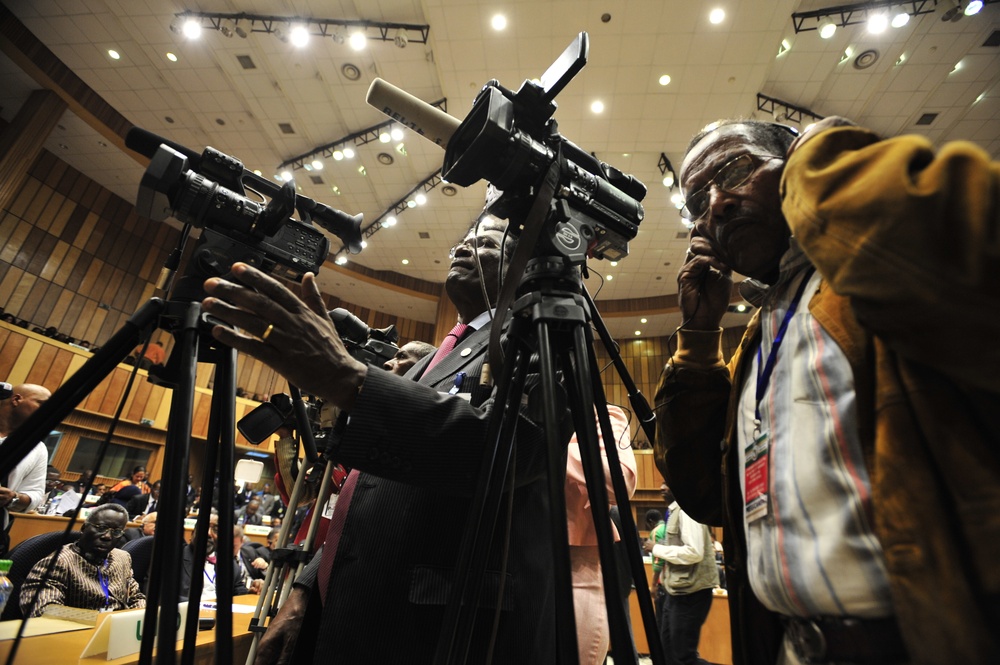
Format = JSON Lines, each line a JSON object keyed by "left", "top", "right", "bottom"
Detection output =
{"left": 128, "top": 128, "right": 364, "bottom": 286}
{"left": 441, "top": 32, "right": 646, "bottom": 264}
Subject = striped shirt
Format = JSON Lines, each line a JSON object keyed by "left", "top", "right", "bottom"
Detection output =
{"left": 20, "top": 545, "right": 145, "bottom": 617}
{"left": 736, "top": 246, "right": 893, "bottom": 618}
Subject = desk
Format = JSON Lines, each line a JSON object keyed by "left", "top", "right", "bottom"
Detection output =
{"left": 0, "top": 597, "right": 258, "bottom": 665}
{"left": 8, "top": 514, "right": 268, "bottom": 549}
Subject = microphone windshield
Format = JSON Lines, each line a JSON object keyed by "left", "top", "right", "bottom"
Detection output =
{"left": 366, "top": 79, "right": 461, "bottom": 148}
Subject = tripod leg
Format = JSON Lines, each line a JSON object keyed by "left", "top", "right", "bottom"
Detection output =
{"left": 213, "top": 345, "right": 238, "bottom": 665}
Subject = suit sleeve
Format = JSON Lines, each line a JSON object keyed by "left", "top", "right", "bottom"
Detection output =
{"left": 334, "top": 369, "right": 554, "bottom": 496}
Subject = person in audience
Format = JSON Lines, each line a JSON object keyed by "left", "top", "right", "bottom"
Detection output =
{"left": 235, "top": 498, "right": 263, "bottom": 526}
{"left": 126, "top": 479, "right": 161, "bottom": 519}
{"left": 122, "top": 512, "right": 157, "bottom": 542}
{"left": 382, "top": 340, "right": 436, "bottom": 376}
{"left": 654, "top": 117, "right": 999, "bottom": 664}
{"left": 20, "top": 504, "right": 145, "bottom": 616}
{"left": 109, "top": 465, "right": 149, "bottom": 494}
{"left": 179, "top": 514, "right": 262, "bottom": 601}
{"left": 0, "top": 383, "right": 52, "bottom": 556}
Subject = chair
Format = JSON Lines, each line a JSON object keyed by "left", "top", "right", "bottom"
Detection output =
{"left": 121, "top": 535, "right": 154, "bottom": 593}
{"left": 1, "top": 530, "right": 81, "bottom": 621}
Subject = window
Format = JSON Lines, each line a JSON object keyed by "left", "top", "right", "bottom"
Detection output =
{"left": 68, "top": 437, "right": 151, "bottom": 479}
{"left": 43, "top": 430, "right": 62, "bottom": 461}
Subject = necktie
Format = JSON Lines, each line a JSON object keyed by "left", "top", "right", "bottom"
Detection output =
{"left": 424, "top": 322, "right": 469, "bottom": 372}
{"left": 318, "top": 470, "right": 358, "bottom": 604}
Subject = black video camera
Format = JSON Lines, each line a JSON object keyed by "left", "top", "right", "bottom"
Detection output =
{"left": 329, "top": 308, "right": 400, "bottom": 367}
{"left": 442, "top": 32, "right": 645, "bottom": 263}
{"left": 129, "top": 128, "right": 364, "bottom": 285}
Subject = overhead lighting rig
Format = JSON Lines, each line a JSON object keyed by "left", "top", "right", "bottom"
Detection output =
{"left": 657, "top": 153, "right": 677, "bottom": 190}
{"left": 756, "top": 93, "right": 825, "bottom": 126}
{"left": 277, "top": 99, "right": 448, "bottom": 173}
{"left": 330, "top": 170, "right": 444, "bottom": 263}
{"left": 172, "top": 11, "right": 430, "bottom": 46}
{"left": 791, "top": 0, "right": 938, "bottom": 33}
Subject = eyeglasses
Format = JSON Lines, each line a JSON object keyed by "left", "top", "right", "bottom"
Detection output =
{"left": 87, "top": 525, "right": 125, "bottom": 538}
{"left": 680, "top": 153, "right": 779, "bottom": 221}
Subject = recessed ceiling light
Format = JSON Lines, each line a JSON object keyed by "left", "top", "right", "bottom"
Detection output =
{"left": 166, "top": 52, "right": 178, "bottom": 62}
{"left": 335, "top": 255, "right": 348, "bottom": 265}
{"left": 590, "top": 100, "right": 605, "bottom": 114}
{"left": 491, "top": 14, "right": 507, "bottom": 31}
{"left": 108, "top": 49, "right": 121, "bottom": 60}
{"left": 640, "top": 318, "right": 647, "bottom": 324}
{"left": 360, "top": 240, "right": 368, "bottom": 248}
{"left": 965, "top": 1, "right": 984, "bottom": 15}
{"left": 709, "top": 8, "right": 725, "bottom": 24}
{"left": 606, "top": 275, "right": 613, "bottom": 281}
{"left": 890, "top": 12, "right": 910, "bottom": 28}
{"left": 634, "top": 330, "right": 642, "bottom": 336}
{"left": 253, "top": 169, "right": 262, "bottom": 176}
{"left": 610, "top": 261, "right": 618, "bottom": 267}
{"left": 401, "top": 259, "right": 409, "bottom": 265}
{"left": 280, "top": 171, "right": 293, "bottom": 182}
{"left": 658, "top": 74, "right": 671, "bottom": 86}
{"left": 349, "top": 32, "right": 367, "bottom": 50}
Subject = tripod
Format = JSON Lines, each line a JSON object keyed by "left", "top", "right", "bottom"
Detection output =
{"left": 434, "top": 245, "right": 666, "bottom": 664}
{"left": 0, "top": 271, "right": 248, "bottom": 665}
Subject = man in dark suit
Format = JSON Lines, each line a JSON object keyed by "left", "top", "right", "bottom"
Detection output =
{"left": 235, "top": 498, "right": 263, "bottom": 526}
{"left": 125, "top": 480, "right": 160, "bottom": 520}
{"left": 122, "top": 512, "right": 156, "bottom": 542}
{"left": 203, "top": 219, "right": 563, "bottom": 664}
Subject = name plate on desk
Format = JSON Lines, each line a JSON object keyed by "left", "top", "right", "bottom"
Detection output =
{"left": 244, "top": 524, "right": 270, "bottom": 536}
{"left": 80, "top": 603, "right": 189, "bottom": 660}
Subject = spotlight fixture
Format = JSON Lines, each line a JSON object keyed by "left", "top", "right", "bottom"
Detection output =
{"left": 234, "top": 21, "right": 249, "bottom": 38}
{"left": 792, "top": 1, "right": 942, "bottom": 34}
{"left": 941, "top": 0, "right": 964, "bottom": 20}
{"left": 390, "top": 127, "right": 404, "bottom": 141}
{"left": 290, "top": 25, "right": 310, "bottom": 47}
{"left": 169, "top": 12, "right": 431, "bottom": 47}
{"left": 756, "top": 93, "right": 825, "bottom": 126}
{"left": 349, "top": 32, "right": 367, "bottom": 50}
{"left": 658, "top": 153, "right": 677, "bottom": 190}
{"left": 182, "top": 18, "right": 202, "bottom": 39}
{"left": 169, "top": 16, "right": 183, "bottom": 34}
{"left": 965, "top": 0, "right": 984, "bottom": 14}
{"left": 867, "top": 13, "right": 889, "bottom": 33}
{"left": 394, "top": 28, "right": 408, "bottom": 48}
{"left": 219, "top": 19, "right": 236, "bottom": 37}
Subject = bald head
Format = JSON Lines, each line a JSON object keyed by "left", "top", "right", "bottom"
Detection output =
{"left": 0, "top": 383, "right": 51, "bottom": 437}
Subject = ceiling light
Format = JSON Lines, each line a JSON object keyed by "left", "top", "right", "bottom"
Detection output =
{"left": 349, "top": 32, "right": 367, "bottom": 50}
{"left": 709, "top": 8, "right": 726, "bottom": 24}
{"left": 342, "top": 147, "right": 355, "bottom": 159}
{"left": 182, "top": 18, "right": 202, "bottom": 39}
{"left": 360, "top": 240, "right": 368, "bottom": 249}
{"left": 379, "top": 132, "right": 391, "bottom": 143}
{"left": 394, "top": 28, "right": 408, "bottom": 48}
{"left": 658, "top": 74, "right": 671, "bottom": 86}
{"left": 390, "top": 127, "right": 404, "bottom": 141}
{"left": 311, "top": 159, "right": 323, "bottom": 170}
{"left": 219, "top": 19, "right": 236, "bottom": 38}
{"left": 401, "top": 259, "right": 409, "bottom": 265}
{"left": 818, "top": 19, "right": 836, "bottom": 39}
{"left": 234, "top": 21, "right": 248, "bottom": 38}
{"left": 252, "top": 169, "right": 262, "bottom": 176}
{"left": 590, "top": 100, "right": 605, "bottom": 114}
{"left": 280, "top": 171, "right": 293, "bottom": 182}
{"left": 606, "top": 275, "right": 614, "bottom": 281}
{"left": 384, "top": 216, "right": 397, "bottom": 227}
{"left": 640, "top": 318, "right": 647, "bottom": 324}
{"left": 671, "top": 192, "right": 684, "bottom": 209}
{"left": 891, "top": 12, "right": 910, "bottom": 28}
{"left": 169, "top": 17, "right": 183, "bottom": 34}
{"left": 357, "top": 165, "right": 366, "bottom": 175}
{"left": 634, "top": 330, "right": 642, "bottom": 336}
{"left": 333, "top": 150, "right": 344, "bottom": 161}
{"left": 491, "top": 14, "right": 507, "bottom": 31}
{"left": 335, "top": 255, "right": 348, "bottom": 265}
{"left": 108, "top": 49, "right": 121, "bottom": 60}
{"left": 658, "top": 153, "right": 677, "bottom": 191}
{"left": 166, "top": 52, "right": 178, "bottom": 62}
{"left": 395, "top": 143, "right": 407, "bottom": 155}
{"left": 965, "top": 0, "right": 984, "bottom": 15}
{"left": 736, "top": 304, "right": 748, "bottom": 313}
{"left": 290, "top": 25, "right": 310, "bottom": 47}
{"left": 610, "top": 261, "right": 618, "bottom": 267}
{"left": 867, "top": 13, "right": 889, "bottom": 34}
{"left": 406, "top": 200, "right": 416, "bottom": 208}
{"left": 415, "top": 193, "right": 427, "bottom": 205}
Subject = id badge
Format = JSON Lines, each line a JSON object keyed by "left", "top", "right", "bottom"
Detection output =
{"left": 744, "top": 431, "right": 770, "bottom": 523}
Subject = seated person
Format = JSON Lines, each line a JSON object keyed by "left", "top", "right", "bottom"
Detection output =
{"left": 122, "top": 512, "right": 156, "bottom": 542}
{"left": 238, "top": 533, "right": 270, "bottom": 581}
{"left": 179, "top": 514, "right": 263, "bottom": 601}
{"left": 235, "top": 498, "right": 263, "bottom": 526}
{"left": 20, "top": 504, "right": 145, "bottom": 617}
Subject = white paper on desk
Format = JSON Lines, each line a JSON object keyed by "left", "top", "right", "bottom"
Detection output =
{"left": 201, "top": 601, "right": 256, "bottom": 614}
{"left": 79, "top": 602, "right": 189, "bottom": 660}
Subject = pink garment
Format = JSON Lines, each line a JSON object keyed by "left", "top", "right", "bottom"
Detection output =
{"left": 565, "top": 404, "right": 636, "bottom": 664}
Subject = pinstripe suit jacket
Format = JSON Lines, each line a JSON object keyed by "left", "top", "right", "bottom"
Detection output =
{"left": 307, "top": 322, "right": 559, "bottom": 663}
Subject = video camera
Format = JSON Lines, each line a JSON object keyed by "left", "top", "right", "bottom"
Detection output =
{"left": 368, "top": 32, "right": 645, "bottom": 264}
{"left": 127, "top": 128, "right": 364, "bottom": 285}
{"left": 329, "top": 308, "right": 400, "bottom": 367}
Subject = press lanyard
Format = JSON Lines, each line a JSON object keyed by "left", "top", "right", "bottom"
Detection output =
{"left": 97, "top": 563, "right": 110, "bottom": 608}
{"left": 754, "top": 267, "right": 816, "bottom": 430}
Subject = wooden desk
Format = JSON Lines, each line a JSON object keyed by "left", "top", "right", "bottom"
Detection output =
{"left": 8, "top": 513, "right": 268, "bottom": 549}
{"left": 628, "top": 560, "right": 732, "bottom": 665}
{"left": 0, "top": 597, "right": 258, "bottom": 665}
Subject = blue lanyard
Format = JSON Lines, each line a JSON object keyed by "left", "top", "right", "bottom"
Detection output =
{"left": 97, "top": 563, "right": 110, "bottom": 608}
{"left": 755, "top": 267, "right": 816, "bottom": 425}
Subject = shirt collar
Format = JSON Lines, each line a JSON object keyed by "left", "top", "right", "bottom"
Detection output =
{"left": 463, "top": 308, "right": 495, "bottom": 332}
